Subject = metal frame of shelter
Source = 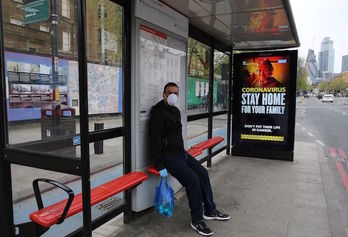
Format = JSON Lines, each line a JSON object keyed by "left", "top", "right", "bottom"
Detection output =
{"left": 0, "top": 0, "right": 299, "bottom": 236}
{"left": 0, "top": 0, "right": 133, "bottom": 236}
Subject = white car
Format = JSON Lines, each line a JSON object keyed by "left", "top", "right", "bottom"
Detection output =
{"left": 322, "top": 94, "right": 334, "bottom": 103}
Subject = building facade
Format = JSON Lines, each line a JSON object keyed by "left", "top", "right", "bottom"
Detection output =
{"left": 3, "top": 0, "right": 121, "bottom": 64}
{"left": 342, "top": 55, "right": 348, "bottom": 72}
{"left": 305, "top": 49, "right": 317, "bottom": 83}
{"left": 3, "top": 0, "right": 78, "bottom": 59}
{"left": 318, "top": 37, "right": 334, "bottom": 77}
{"left": 2, "top": 0, "right": 122, "bottom": 120}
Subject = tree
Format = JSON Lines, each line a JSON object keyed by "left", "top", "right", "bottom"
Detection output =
{"left": 296, "top": 57, "right": 310, "bottom": 91}
{"left": 318, "top": 80, "right": 329, "bottom": 92}
{"left": 188, "top": 38, "right": 209, "bottom": 78}
{"left": 214, "top": 52, "right": 229, "bottom": 76}
{"left": 318, "top": 77, "right": 347, "bottom": 93}
{"left": 86, "top": 0, "right": 123, "bottom": 65}
{"left": 331, "top": 77, "right": 348, "bottom": 92}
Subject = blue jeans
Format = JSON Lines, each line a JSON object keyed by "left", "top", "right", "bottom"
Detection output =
{"left": 163, "top": 151, "right": 216, "bottom": 224}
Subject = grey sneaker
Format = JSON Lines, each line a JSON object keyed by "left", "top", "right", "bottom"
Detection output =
{"left": 191, "top": 221, "right": 214, "bottom": 236}
{"left": 203, "top": 209, "right": 230, "bottom": 221}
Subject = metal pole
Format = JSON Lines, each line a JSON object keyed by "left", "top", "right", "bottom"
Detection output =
{"left": 51, "top": 0, "right": 59, "bottom": 101}
{"left": 207, "top": 43, "right": 214, "bottom": 167}
{"left": 226, "top": 50, "right": 232, "bottom": 155}
{"left": 123, "top": 0, "right": 132, "bottom": 224}
{"left": 0, "top": 0, "right": 14, "bottom": 234}
{"left": 94, "top": 123, "right": 104, "bottom": 154}
{"left": 77, "top": 0, "right": 91, "bottom": 236}
{"left": 50, "top": 0, "right": 61, "bottom": 138}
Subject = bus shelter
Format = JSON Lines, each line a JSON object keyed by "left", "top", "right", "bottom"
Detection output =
{"left": 0, "top": 0, "right": 299, "bottom": 236}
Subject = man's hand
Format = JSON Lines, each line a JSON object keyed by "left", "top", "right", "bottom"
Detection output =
{"left": 159, "top": 169, "right": 168, "bottom": 177}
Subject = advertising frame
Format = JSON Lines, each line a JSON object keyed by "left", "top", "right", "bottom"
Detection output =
{"left": 232, "top": 50, "right": 297, "bottom": 161}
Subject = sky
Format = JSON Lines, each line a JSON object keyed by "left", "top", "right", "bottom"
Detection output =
{"left": 290, "top": 0, "right": 348, "bottom": 73}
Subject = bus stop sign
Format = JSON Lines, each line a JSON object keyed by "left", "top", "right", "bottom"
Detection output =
{"left": 24, "top": 0, "right": 49, "bottom": 25}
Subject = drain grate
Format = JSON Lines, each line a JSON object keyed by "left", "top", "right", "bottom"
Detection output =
{"left": 96, "top": 196, "right": 122, "bottom": 211}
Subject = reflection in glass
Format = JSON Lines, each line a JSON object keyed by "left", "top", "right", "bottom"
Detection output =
{"left": 187, "top": 38, "right": 211, "bottom": 115}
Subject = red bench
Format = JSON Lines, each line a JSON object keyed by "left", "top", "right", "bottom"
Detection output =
{"left": 17, "top": 172, "right": 148, "bottom": 236}
{"left": 191, "top": 136, "right": 224, "bottom": 151}
{"left": 147, "top": 136, "right": 224, "bottom": 176}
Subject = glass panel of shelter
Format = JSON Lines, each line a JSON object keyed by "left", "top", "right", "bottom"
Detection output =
{"left": 187, "top": 118, "right": 209, "bottom": 161}
{"left": 187, "top": 38, "right": 211, "bottom": 115}
{"left": 12, "top": 166, "right": 83, "bottom": 236}
{"left": 212, "top": 114, "right": 228, "bottom": 152}
{"left": 2, "top": 0, "right": 126, "bottom": 235}
{"left": 86, "top": 0, "right": 124, "bottom": 132}
{"left": 4, "top": 0, "right": 81, "bottom": 158}
{"left": 85, "top": 0, "right": 126, "bottom": 224}
{"left": 213, "top": 51, "right": 229, "bottom": 112}
{"left": 4, "top": 0, "right": 124, "bottom": 153}
{"left": 3, "top": 0, "right": 82, "bottom": 235}
{"left": 212, "top": 51, "right": 230, "bottom": 151}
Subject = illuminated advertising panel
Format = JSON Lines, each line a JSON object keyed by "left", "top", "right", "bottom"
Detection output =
{"left": 232, "top": 50, "right": 298, "bottom": 160}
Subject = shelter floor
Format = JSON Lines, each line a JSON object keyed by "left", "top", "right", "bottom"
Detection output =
{"left": 93, "top": 141, "right": 348, "bottom": 237}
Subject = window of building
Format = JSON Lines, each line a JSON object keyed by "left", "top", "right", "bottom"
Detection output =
{"left": 10, "top": 17, "right": 23, "bottom": 26}
{"left": 40, "top": 25, "right": 49, "bottom": 33}
{"left": 62, "top": 0, "right": 70, "bottom": 18}
{"left": 62, "top": 31, "right": 70, "bottom": 51}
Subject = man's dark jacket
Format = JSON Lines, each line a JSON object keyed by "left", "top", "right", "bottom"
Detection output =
{"left": 149, "top": 100, "right": 185, "bottom": 170}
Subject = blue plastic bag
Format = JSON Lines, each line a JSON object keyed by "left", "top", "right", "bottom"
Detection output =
{"left": 154, "top": 177, "right": 174, "bottom": 217}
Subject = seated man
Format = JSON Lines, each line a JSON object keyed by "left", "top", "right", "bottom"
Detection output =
{"left": 149, "top": 82, "right": 230, "bottom": 236}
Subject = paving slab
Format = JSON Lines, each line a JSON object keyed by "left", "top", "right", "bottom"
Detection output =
{"left": 92, "top": 141, "right": 348, "bottom": 237}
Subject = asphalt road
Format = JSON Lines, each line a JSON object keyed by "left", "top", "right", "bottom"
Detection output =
{"left": 296, "top": 97, "right": 348, "bottom": 148}
{"left": 296, "top": 96, "right": 348, "bottom": 235}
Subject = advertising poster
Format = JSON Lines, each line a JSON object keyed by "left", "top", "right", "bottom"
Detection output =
{"left": 68, "top": 61, "right": 123, "bottom": 116}
{"left": 232, "top": 50, "right": 297, "bottom": 160}
{"left": 87, "top": 63, "right": 120, "bottom": 115}
{"left": 5, "top": 51, "right": 69, "bottom": 121}
{"left": 5, "top": 51, "right": 123, "bottom": 121}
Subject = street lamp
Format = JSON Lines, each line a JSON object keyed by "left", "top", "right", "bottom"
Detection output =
{"left": 51, "top": 0, "right": 58, "bottom": 102}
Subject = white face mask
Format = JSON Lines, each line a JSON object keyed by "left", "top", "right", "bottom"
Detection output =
{"left": 167, "top": 94, "right": 177, "bottom": 106}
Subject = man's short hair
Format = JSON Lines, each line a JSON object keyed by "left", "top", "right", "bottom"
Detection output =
{"left": 163, "top": 82, "right": 178, "bottom": 93}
